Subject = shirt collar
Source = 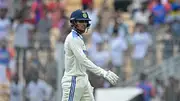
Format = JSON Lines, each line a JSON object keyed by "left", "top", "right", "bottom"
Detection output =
{"left": 72, "top": 29, "right": 83, "bottom": 39}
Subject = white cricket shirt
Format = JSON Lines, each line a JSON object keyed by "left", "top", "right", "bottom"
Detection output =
{"left": 63, "top": 29, "right": 105, "bottom": 78}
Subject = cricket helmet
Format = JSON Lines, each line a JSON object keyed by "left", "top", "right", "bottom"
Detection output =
{"left": 70, "top": 9, "right": 91, "bottom": 22}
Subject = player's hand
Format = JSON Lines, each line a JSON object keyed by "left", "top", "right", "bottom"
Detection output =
{"left": 104, "top": 70, "right": 119, "bottom": 85}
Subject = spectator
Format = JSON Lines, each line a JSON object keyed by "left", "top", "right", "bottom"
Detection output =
{"left": 113, "top": 0, "right": 131, "bottom": 11}
{"left": 25, "top": 68, "right": 53, "bottom": 101}
{"left": 44, "top": 53, "right": 58, "bottom": 90}
{"left": 0, "top": 40, "right": 10, "bottom": 69}
{"left": 89, "top": 24, "right": 104, "bottom": 57}
{"left": 57, "top": 8, "right": 70, "bottom": 43}
{"left": 162, "top": 28, "right": 174, "bottom": 59}
{"left": 31, "top": 0, "right": 46, "bottom": 24}
{"left": 91, "top": 41, "right": 110, "bottom": 68}
{"left": 43, "top": 53, "right": 57, "bottom": 101}
{"left": 24, "top": 65, "right": 38, "bottom": 87}
{"left": 23, "top": 6, "right": 36, "bottom": 25}
{"left": 51, "top": 7, "right": 70, "bottom": 49}
{"left": 163, "top": 76, "right": 178, "bottom": 101}
{"left": 10, "top": 74, "right": 24, "bottom": 101}
{"left": 131, "top": 24, "right": 152, "bottom": 74}
{"left": 137, "top": 73, "right": 155, "bottom": 101}
{"left": 0, "top": 3, "right": 11, "bottom": 41}
{"left": 13, "top": 11, "right": 34, "bottom": 75}
{"left": 85, "top": 2, "right": 98, "bottom": 31}
{"left": 170, "top": 0, "right": 180, "bottom": 11}
{"left": 148, "top": 0, "right": 157, "bottom": 11}
{"left": 171, "top": 16, "right": 180, "bottom": 38}
{"left": 151, "top": 0, "right": 167, "bottom": 25}
{"left": 27, "top": 52, "right": 42, "bottom": 69}
{"left": 148, "top": 0, "right": 171, "bottom": 12}
{"left": 155, "top": 78, "right": 164, "bottom": 100}
{"left": 81, "top": 0, "right": 93, "bottom": 10}
{"left": 107, "top": 10, "right": 129, "bottom": 39}
{"left": 109, "top": 31, "right": 128, "bottom": 79}
{"left": 133, "top": 3, "right": 151, "bottom": 25}
{"left": 0, "top": 40, "right": 10, "bottom": 82}
{"left": 98, "top": 0, "right": 112, "bottom": 33}
{"left": 162, "top": 0, "right": 172, "bottom": 11}
{"left": 7, "top": 44, "right": 16, "bottom": 77}
{"left": 36, "top": 7, "right": 52, "bottom": 50}
{"left": 147, "top": 14, "right": 157, "bottom": 65}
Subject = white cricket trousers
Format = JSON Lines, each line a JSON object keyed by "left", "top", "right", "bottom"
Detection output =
{"left": 61, "top": 76, "right": 95, "bottom": 101}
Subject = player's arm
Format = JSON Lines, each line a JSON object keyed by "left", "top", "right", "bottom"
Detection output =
{"left": 69, "top": 38, "right": 119, "bottom": 85}
{"left": 69, "top": 38, "right": 105, "bottom": 76}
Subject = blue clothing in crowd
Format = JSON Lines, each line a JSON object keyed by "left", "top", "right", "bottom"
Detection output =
{"left": 137, "top": 82, "right": 155, "bottom": 101}
{"left": 152, "top": 4, "right": 166, "bottom": 24}
{"left": 0, "top": 48, "right": 10, "bottom": 67}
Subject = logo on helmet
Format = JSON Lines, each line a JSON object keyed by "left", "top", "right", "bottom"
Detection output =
{"left": 82, "top": 13, "right": 87, "bottom": 18}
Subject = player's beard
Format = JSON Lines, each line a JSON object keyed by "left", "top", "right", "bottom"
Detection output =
{"left": 78, "top": 28, "right": 86, "bottom": 34}
{"left": 76, "top": 24, "right": 87, "bottom": 34}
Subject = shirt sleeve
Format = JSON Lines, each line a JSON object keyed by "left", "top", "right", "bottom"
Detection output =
{"left": 69, "top": 38, "right": 106, "bottom": 77}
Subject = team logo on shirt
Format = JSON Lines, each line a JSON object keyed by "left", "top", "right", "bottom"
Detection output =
{"left": 82, "top": 13, "right": 87, "bottom": 18}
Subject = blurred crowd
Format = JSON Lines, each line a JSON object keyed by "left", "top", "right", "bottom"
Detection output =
{"left": 135, "top": 72, "right": 180, "bottom": 101}
{"left": 87, "top": 0, "right": 180, "bottom": 89}
{"left": 0, "top": 0, "right": 179, "bottom": 101}
{"left": 0, "top": 0, "right": 69, "bottom": 101}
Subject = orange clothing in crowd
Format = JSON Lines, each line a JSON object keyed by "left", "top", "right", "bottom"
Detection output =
{"left": 6, "top": 68, "right": 11, "bottom": 81}
{"left": 7, "top": 48, "right": 15, "bottom": 59}
{"left": 163, "top": 2, "right": 172, "bottom": 12}
{"left": 5, "top": 47, "right": 15, "bottom": 81}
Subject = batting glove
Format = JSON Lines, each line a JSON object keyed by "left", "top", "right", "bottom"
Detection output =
{"left": 104, "top": 70, "right": 119, "bottom": 85}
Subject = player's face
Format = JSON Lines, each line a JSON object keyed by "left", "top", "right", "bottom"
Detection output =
{"left": 76, "top": 20, "right": 88, "bottom": 34}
